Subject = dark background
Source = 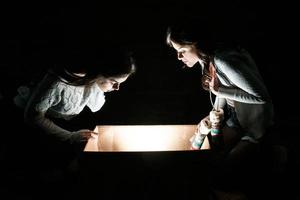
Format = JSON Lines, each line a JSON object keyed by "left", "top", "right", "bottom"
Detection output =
{"left": 1, "top": 1, "right": 298, "bottom": 122}
{"left": 1, "top": 1, "right": 299, "bottom": 128}
{"left": 0, "top": 1, "right": 299, "bottom": 198}
{"left": 1, "top": 0, "right": 299, "bottom": 155}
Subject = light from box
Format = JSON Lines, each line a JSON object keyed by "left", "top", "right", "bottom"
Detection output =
{"left": 84, "top": 125, "right": 210, "bottom": 152}
{"left": 113, "top": 125, "right": 184, "bottom": 151}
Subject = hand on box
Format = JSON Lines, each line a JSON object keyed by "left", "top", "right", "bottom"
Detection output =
{"left": 71, "top": 129, "right": 98, "bottom": 144}
{"left": 197, "top": 117, "right": 212, "bottom": 135}
{"left": 190, "top": 117, "right": 211, "bottom": 149}
{"left": 190, "top": 117, "right": 211, "bottom": 142}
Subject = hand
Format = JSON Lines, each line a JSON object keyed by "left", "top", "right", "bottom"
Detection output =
{"left": 190, "top": 117, "right": 211, "bottom": 144}
{"left": 209, "top": 109, "right": 224, "bottom": 125}
{"left": 195, "top": 116, "right": 211, "bottom": 135}
{"left": 71, "top": 129, "right": 98, "bottom": 144}
{"left": 78, "top": 129, "right": 98, "bottom": 142}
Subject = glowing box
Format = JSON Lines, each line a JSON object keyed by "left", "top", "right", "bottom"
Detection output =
{"left": 84, "top": 124, "right": 210, "bottom": 151}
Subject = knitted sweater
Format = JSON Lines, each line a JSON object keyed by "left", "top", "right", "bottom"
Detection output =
{"left": 213, "top": 48, "right": 274, "bottom": 142}
{"left": 18, "top": 71, "right": 105, "bottom": 141}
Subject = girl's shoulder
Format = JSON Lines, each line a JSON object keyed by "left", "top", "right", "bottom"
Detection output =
{"left": 32, "top": 70, "right": 77, "bottom": 96}
{"left": 214, "top": 47, "right": 252, "bottom": 67}
{"left": 214, "top": 47, "right": 247, "bottom": 60}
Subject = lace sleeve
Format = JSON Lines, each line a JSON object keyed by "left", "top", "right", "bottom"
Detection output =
{"left": 24, "top": 73, "right": 73, "bottom": 141}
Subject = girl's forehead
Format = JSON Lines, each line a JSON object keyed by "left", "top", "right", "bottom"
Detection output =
{"left": 109, "top": 75, "right": 129, "bottom": 83}
{"left": 171, "top": 41, "right": 193, "bottom": 50}
{"left": 115, "top": 76, "right": 128, "bottom": 82}
{"left": 171, "top": 41, "right": 182, "bottom": 49}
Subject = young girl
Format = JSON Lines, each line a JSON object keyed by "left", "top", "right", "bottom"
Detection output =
{"left": 11, "top": 48, "right": 136, "bottom": 174}
{"left": 166, "top": 20, "right": 274, "bottom": 178}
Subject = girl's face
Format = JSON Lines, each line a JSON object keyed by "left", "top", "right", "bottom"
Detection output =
{"left": 170, "top": 41, "right": 200, "bottom": 68}
{"left": 96, "top": 75, "right": 130, "bottom": 92}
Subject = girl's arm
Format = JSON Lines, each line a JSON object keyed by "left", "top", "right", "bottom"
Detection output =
{"left": 214, "top": 51, "right": 270, "bottom": 104}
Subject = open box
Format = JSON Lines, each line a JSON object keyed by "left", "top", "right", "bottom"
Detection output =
{"left": 79, "top": 125, "right": 212, "bottom": 199}
{"left": 84, "top": 124, "right": 210, "bottom": 151}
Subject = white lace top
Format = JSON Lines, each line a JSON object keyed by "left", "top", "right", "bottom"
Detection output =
{"left": 16, "top": 71, "right": 105, "bottom": 142}
{"left": 34, "top": 73, "right": 105, "bottom": 120}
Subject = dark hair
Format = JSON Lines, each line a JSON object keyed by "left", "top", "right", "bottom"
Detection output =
{"left": 166, "top": 20, "right": 217, "bottom": 54}
{"left": 53, "top": 47, "right": 136, "bottom": 86}
{"left": 166, "top": 19, "right": 240, "bottom": 91}
{"left": 166, "top": 19, "right": 240, "bottom": 58}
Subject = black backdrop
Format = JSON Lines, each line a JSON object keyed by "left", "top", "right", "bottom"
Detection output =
{"left": 1, "top": 1, "right": 300, "bottom": 199}
{"left": 0, "top": 0, "right": 299, "bottom": 147}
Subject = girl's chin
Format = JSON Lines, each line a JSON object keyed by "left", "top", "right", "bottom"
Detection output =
{"left": 184, "top": 62, "right": 196, "bottom": 68}
{"left": 186, "top": 64, "right": 194, "bottom": 68}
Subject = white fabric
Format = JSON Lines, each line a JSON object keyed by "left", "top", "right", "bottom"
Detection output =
{"left": 18, "top": 71, "right": 105, "bottom": 142}
{"left": 213, "top": 48, "right": 274, "bottom": 141}
{"left": 32, "top": 73, "right": 105, "bottom": 120}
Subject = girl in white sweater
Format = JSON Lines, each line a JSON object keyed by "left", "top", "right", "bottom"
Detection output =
{"left": 15, "top": 49, "right": 136, "bottom": 145}
{"left": 12, "top": 48, "right": 136, "bottom": 173}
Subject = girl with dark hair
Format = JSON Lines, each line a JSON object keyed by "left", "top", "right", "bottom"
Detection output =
{"left": 15, "top": 49, "right": 136, "bottom": 145}
{"left": 10, "top": 48, "right": 136, "bottom": 178}
{"left": 166, "top": 20, "right": 274, "bottom": 181}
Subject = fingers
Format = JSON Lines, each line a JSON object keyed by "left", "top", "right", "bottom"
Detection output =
{"left": 91, "top": 130, "right": 99, "bottom": 135}
{"left": 196, "top": 118, "right": 211, "bottom": 136}
{"left": 203, "top": 118, "right": 211, "bottom": 127}
{"left": 90, "top": 132, "right": 98, "bottom": 139}
{"left": 209, "top": 109, "right": 224, "bottom": 123}
{"left": 200, "top": 125, "right": 211, "bottom": 135}
{"left": 79, "top": 130, "right": 99, "bottom": 141}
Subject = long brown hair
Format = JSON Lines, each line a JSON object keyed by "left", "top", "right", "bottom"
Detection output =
{"left": 166, "top": 18, "right": 238, "bottom": 90}
{"left": 166, "top": 20, "right": 215, "bottom": 89}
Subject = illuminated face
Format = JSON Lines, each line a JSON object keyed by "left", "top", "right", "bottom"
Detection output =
{"left": 170, "top": 41, "right": 200, "bottom": 68}
{"left": 96, "top": 75, "right": 129, "bottom": 92}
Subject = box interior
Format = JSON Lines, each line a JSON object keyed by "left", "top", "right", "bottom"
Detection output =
{"left": 84, "top": 125, "right": 210, "bottom": 152}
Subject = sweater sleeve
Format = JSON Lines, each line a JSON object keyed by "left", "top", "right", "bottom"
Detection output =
{"left": 24, "top": 73, "right": 73, "bottom": 141}
{"left": 214, "top": 50, "right": 270, "bottom": 104}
